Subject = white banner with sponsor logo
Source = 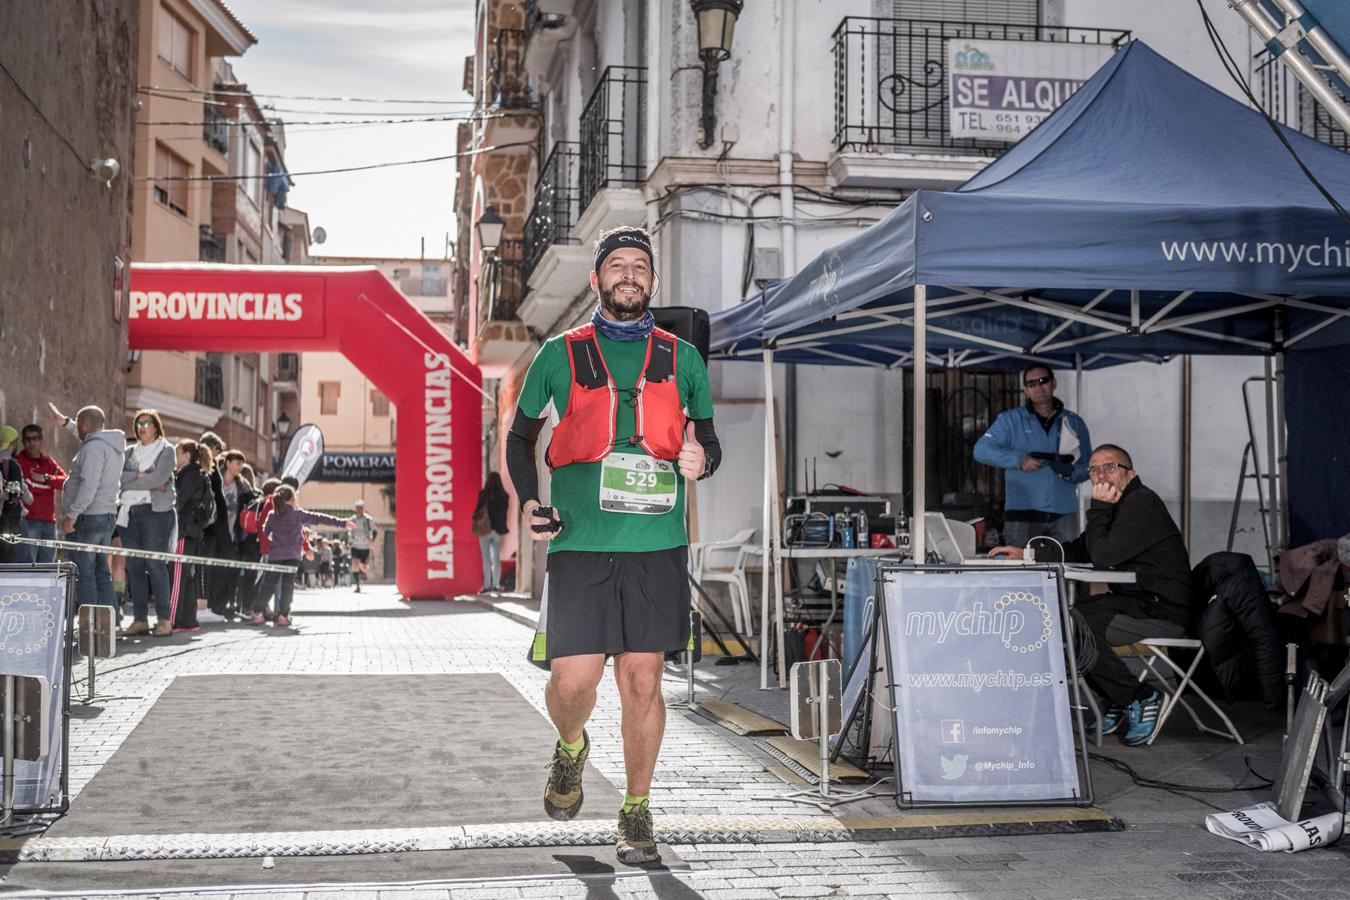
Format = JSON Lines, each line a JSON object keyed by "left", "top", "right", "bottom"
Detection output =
{"left": 882, "top": 569, "right": 1080, "bottom": 804}
{"left": 948, "top": 39, "right": 1114, "bottom": 142}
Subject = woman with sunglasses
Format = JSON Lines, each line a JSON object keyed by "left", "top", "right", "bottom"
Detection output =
{"left": 119, "top": 409, "right": 178, "bottom": 637}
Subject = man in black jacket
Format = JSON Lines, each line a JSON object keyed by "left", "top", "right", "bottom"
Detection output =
{"left": 989, "top": 444, "right": 1193, "bottom": 746}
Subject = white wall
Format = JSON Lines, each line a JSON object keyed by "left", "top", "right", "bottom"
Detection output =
{"left": 1062, "top": 0, "right": 1257, "bottom": 103}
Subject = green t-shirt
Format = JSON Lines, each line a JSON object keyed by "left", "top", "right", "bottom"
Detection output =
{"left": 518, "top": 330, "right": 714, "bottom": 553}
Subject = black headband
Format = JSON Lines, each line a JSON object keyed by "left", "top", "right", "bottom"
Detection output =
{"left": 593, "top": 232, "right": 654, "bottom": 273}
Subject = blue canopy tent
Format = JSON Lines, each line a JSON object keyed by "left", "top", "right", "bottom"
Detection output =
{"left": 710, "top": 41, "right": 1350, "bottom": 686}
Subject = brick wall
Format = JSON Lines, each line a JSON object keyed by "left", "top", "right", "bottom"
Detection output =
{"left": 0, "top": 1, "right": 139, "bottom": 467}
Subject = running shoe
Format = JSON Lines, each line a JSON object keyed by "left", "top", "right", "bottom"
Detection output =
{"left": 1099, "top": 704, "right": 1125, "bottom": 736}
{"left": 249, "top": 611, "right": 265, "bottom": 625}
{"left": 275, "top": 614, "right": 291, "bottom": 627}
{"left": 123, "top": 620, "right": 150, "bottom": 637}
{"left": 151, "top": 620, "right": 172, "bottom": 637}
{"left": 616, "top": 799, "right": 660, "bottom": 865}
{"left": 1122, "top": 689, "right": 1163, "bottom": 747}
{"left": 543, "top": 730, "right": 589, "bottom": 821}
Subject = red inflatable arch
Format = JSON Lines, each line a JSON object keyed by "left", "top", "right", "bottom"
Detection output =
{"left": 128, "top": 263, "right": 483, "bottom": 599}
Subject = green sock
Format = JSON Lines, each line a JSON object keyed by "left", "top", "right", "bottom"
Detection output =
{"left": 622, "top": 792, "right": 648, "bottom": 812}
{"left": 558, "top": 733, "right": 585, "bottom": 758}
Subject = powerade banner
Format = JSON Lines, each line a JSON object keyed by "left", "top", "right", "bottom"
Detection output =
{"left": 312, "top": 452, "right": 397, "bottom": 483}
{"left": 883, "top": 569, "right": 1080, "bottom": 804}
{"left": 948, "top": 39, "right": 1113, "bottom": 142}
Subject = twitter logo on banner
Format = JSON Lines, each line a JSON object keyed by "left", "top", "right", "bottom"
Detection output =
{"left": 940, "top": 753, "right": 968, "bottom": 780}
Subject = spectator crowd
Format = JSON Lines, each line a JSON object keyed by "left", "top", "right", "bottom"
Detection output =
{"left": 0, "top": 401, "right": 374, "bottom": 635}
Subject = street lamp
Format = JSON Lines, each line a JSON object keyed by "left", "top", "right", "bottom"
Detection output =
{"left": 476, "top": 205, "right": 504, "bottom": 254}
{"left": 690, "top": 0, "right": 743, "bottom": 150}
{"left": 276, "top": 410, "right": 292, "bottom": 437}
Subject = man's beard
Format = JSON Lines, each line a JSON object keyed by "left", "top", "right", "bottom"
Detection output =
{"left": 599, "top": 280, "right": 651, "bottom": 321}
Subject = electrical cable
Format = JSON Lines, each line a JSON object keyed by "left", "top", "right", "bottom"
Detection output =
{"left": 134, "top": 139, "right": 539, "bottom": 182}
{"left": 1194, "top": 0, "right": 1350, "bottom": 229}
{"left": 138, "top": 84, "right": 475, "bottom": 104}
{"left": 1089, "top": 750, "right": 1274, "bottom": 812}
{"left": 137, "top": 114, "right": 473, "bottom": 127}
{"left": 0, "top": 54, "right": 93, "bottom": 171}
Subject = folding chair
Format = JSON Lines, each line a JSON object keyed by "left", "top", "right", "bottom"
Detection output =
{"left": 690, "top": 529, "right": 758, "bottom": 637}
{"left": 1122, "top": 637, "right": 1244, "bottom": 746}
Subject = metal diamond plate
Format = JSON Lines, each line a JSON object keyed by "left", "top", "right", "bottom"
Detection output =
{"left": 0, "top": 815, "right": 848, "bottom": 862}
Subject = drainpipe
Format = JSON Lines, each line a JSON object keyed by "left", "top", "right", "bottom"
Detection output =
{"left": 778, "top": 0, "right": 796, "bottom": 497}
{"left": 778, "top": 0, "right": 795, "bottom": 277}
{"left": 645, "top": 0, "right": 663, "bottom": 272}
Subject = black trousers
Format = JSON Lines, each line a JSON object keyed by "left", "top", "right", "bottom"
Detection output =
{"left": 253, "top": 570, "right": 296, "bottom": 616}
{"left": 1074, "top": 592, "right": 1187, "bottom": 707}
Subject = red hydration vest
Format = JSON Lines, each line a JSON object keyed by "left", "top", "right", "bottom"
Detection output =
{"left": 545, "top": 324, "right": 686, "bottom": 470}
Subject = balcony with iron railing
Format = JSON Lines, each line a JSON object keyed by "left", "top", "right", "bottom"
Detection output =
{"left": 199, "top": 225, "right": 226, "bottom": 263}
{"left": 194, "top": 358, "right": 224, "bottom": 409}
{"left": 203, "top": 103, "right": 230, "bottom": 155}
{"left": 489, "top": 28, "right": 533, "bottom": 109}
{"left": 578, "top": 66, "right": 647, "bottom": 215}
{"left": 524, "top": 141, "right": 581, "bottom": 281}
{"left": 1255, "top": 49, "right": 1350, "bottom": 153}
{"left": 480, "top": 239, "right": 525, "bottom": 326}
{"left": 475, "top": 238, "right": 534, "bottom": 366}
{"left": 275, "top": 352, "right": 299, "bottom": 383}
{"left": 832, "top": 18, "right": 1129, "bottom": 157}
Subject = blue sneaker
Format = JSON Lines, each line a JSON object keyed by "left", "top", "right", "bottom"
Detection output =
{"left": 1099, "top": 704, "right": 1125, "bottom": 736}
{"left": 1121, "top": 690, "right": 1163, "bottom": 746}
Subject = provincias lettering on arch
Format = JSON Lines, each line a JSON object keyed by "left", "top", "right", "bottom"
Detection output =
{"left": 424, "top": 351, "right": 455, "bottom": 580}
{"left": 128, "top": 290, "right": 304, "bottom": 321}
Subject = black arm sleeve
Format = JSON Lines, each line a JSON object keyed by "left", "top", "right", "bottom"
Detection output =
{"left": 692, "top": 417, "right": 722, "bottom": 480}
{"left": 506, "top": 409, "right": 546, "bottom": 509}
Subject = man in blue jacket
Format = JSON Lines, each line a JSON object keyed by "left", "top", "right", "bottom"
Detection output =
{"left": 974, "top": 365, "right": 1090, "bottom": 547}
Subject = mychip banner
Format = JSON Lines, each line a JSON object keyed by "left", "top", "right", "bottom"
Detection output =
{"left": 883, "top": 569, "right": 1081, "bottom": 804}
{"left": 0, "top": 567, "right": 71, "bottom": 810}
{"left": 948, "top": 39, "right": 1114, "bottom": 142}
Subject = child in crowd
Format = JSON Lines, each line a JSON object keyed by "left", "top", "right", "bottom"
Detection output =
{"left": 252, "top": 486, "right": 351, "bottom": 627}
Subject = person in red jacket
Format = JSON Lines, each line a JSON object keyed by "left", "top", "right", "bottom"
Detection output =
{"left": 12, "top": 424, "right": 67, "bottom": 564}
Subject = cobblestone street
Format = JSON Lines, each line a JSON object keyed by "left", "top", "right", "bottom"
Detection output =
{"left": 4, "top": 584, "right": 1343, "bottom": 899}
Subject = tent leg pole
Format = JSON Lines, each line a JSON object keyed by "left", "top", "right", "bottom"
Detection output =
{"left": 764, "top": 349, "right": 787, "bottom": 689}
{"left": 760, "top": 352, "right": 773, "bottom": 690}
{"left": 1182, "top": 355, "right": 1192, "bottom": 550}
{"left": 912, "top": 284, "right": 927, "bottom": 564}
{"left": 1264, "top": 356, "right": 1278, "bottom": 558}
{"left": 1275, "top": 346, "right": 1289, "bottom": 551}
{"left": 1076, "top": 353, "right": 1086, "bottom": 534}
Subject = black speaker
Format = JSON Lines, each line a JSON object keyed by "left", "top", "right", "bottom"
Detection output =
{"left": 652, "top": 307, "right": 710, "bottom": 363}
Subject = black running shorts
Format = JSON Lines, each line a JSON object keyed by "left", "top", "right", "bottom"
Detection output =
{"left": 350, "top": 548, "right": 370, "bottom": 563}
{"left": 534, "top": 547, "right": 691, "bottom": 664}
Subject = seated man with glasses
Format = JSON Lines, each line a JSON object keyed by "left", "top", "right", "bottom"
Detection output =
{"left": 974, "top": 365, "right": 1091, "bottom": 547}
{"left": 987, "top": 444, "right": 1193, "bottom": 747}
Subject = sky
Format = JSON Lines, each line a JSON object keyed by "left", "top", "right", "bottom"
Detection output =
{"left": 219, "top": 0, "right": 476, "bottom": 259}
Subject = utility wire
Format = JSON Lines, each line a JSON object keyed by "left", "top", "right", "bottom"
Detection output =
{"left": 139, "top": 84, "right": 472, "bottom": 104}
{"left": 138, "top": 114, "right": 473, "bottom": 127}
{"left": 1194, "top": 0, "right": 1350, "bottom": 228}
{"left": 134, "top": 139, "right": 539, "bottom": 182}
{"left": 0, "top": 54, "right": 92, "bottom": 171}
{"left": 140, "top": 88, "right": 476, "bottom": 116}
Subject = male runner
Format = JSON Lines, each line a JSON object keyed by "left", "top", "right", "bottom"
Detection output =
{"left": 506, "top": 225, "right": 721, "bottom": 865}
{"left": 347, "top": 499, "right": 377, "bottom": 592}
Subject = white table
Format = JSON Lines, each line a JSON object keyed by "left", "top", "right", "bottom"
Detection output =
{"left": 957, "top": 557, "right": 1138, "bottom": 584}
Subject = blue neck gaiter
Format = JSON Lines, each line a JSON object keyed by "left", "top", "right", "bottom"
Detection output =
{"left": 592, "top": 307, "right": 655, "bottom": 342}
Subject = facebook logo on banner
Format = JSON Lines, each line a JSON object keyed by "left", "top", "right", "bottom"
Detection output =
{"left": 941, "top": 719, "right": 965, "bottom": 744}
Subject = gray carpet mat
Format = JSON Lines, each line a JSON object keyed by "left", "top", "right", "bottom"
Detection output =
{"left": 54, "top": 673, "right": 620, "bottom": 835}
{"left": 0, "top": 674, "right": 685, "bottom": 892}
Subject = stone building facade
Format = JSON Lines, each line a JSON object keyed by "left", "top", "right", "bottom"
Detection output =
{"left": 0, "top": 1, "right": 139, "bottom": 460}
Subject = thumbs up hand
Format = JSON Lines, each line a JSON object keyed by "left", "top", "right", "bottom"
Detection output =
{"left": 677, "top": 421, "right": 705, "bottom": 480}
